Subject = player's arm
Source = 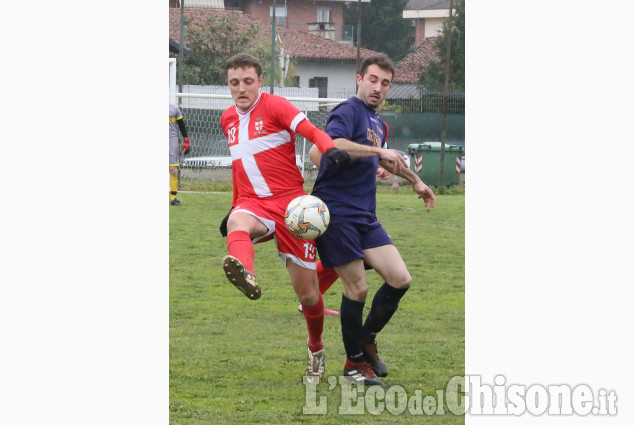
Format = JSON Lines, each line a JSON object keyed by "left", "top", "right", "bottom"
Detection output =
{"left": 331, "top": 138, "right": 406, "bottom": 175}
{"left": 308, "top": 144, "right": 322, "bottom": 167}
{"left": 380, "top": 159, "right": 436, "bottom": 211}
{"left": 309, "top": 144, "right": 391, "bottom": 179}
{"left": 295, "top": 119, "right": 350, "bottom": 169}
{"left": 176, "top": 117, "right": 191, "bottom": 154}
{"left": 295, "top": 119, "right": 333, "bottom": 153}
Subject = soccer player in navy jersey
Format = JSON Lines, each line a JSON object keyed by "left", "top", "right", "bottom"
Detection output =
{"left": 311, "top": 53, "right": 436, "bottom": 386}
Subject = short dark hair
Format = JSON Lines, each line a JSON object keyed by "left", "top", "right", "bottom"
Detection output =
{"left": 359, "top": 53, "right": 395, "bottom": 80}
{"left": 225, "top": 54, "right": 262, "bottom": 77}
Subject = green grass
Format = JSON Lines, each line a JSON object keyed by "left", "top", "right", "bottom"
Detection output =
{"left": 177, "top": 176, "right": 465, "bottom": 196}
{"left": 170, "top": 190, "right": 464, "bottom": 424}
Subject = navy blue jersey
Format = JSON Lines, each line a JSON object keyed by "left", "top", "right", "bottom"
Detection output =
{"left": 312, "top": 96, "right": 388, "bottom": 222}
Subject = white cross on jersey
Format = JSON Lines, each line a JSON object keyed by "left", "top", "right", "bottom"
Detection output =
{"left": 222, "top": 92, "right": 307, "bottom": 199}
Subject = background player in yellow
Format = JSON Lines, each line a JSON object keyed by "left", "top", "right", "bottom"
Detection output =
{"left": 169, "top": 103, "right": 191, "bottom": 206}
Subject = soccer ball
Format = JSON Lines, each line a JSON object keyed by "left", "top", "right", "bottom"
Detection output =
{"left": 285, "top": 195, "right": 330, "bottom": 240}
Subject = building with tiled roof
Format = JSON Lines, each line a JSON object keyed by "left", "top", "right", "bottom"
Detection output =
{"left": 388, "top": 37, "right": 438, "bottom": 99}
{"left": 403, "top": 0, "right": 450, "bottom": 46}
{"left": 169, "top": 7, "right": 380, "bottom": 98}
{"left": 394, "top": 36, "right": 438, "bottom": 84}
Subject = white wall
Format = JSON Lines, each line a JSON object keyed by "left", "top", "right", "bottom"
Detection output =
{"left": 178, "top": 85, "right": 323, "bottom": 110}
{"left": 425, "top": 17, "right": 445, "bottom": 38}
{"left": 294, "top": 61, "right": 358, "bottom": 99}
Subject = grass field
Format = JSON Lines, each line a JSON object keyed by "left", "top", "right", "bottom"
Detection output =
{"left": 170, "top": 186, "right": 464, "bottom": 424}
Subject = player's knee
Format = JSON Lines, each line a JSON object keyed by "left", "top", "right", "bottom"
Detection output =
{"left": 357, "top": 285, "right": 369, "bottom": 299}
{"left": 226, "top": 214, "right": 248, "bottom": 233}
{"left": 297, "top": 288, "right": 319, "bottom": 306}
{"left": 226, "top": 214, "right": 239, "bottom": 229}
{"left": 340, "top": 270, "right": 369, "bottom": 300}
{"left": 390, "top": 271, "right": 412, "bottom": 289}
{"left": 345, "top": 282, "right": 369, "bottom": 300}
{"left": 227, "top": 213, "right": 268, "bottom": 237}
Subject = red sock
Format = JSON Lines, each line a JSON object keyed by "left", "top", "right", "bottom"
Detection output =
{"left": 302, "top": 293, "right": 324, "bottom": 352}
{"left": 317, "top": 261, "right": 339, "bottom": 295}
{"left": 227, "top": 230, "right": 255, "bottom": 274}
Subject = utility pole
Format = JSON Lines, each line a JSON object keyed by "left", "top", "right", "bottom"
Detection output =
{"left": 356, "top": 0, "right": 361, "bottom": 88}
{"left": 439, "top": 0, "right": 453, "bottom": 186}
{"left": 270, "top": 0, "right": 277, "bottom": 94}
{"left": 178, "top": 0, "right": 185, "bottom": 95}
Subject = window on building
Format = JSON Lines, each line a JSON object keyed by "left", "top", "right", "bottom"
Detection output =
{"left": 224, "top": 0, "right": 242, "bottom": 10}
{"left": 293, "top": 76, "right": 300, "bottom": 88}
{"left": 341, "top": 25, "right": 354, "bottom": 42}
{"left": 317, "top": 7, "right": 331, "bottom": 23}
{"left": 309, "top": 77, "right": 328, "bottom": 98}
{"left": 270, "top": 6, "right": 287, "bottom": 27}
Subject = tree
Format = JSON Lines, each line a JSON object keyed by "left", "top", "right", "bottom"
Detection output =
{"left": 344, "top": 0, "right": 414, "bottom": 62}
{"left": 172, "top": 12, "right": 283, "bottom": 86}
{"left": 419, "top": 0, "right": 465, "bottom": 91}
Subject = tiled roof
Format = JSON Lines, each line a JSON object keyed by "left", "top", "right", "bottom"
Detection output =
{"left": 169, "top": 7, "right": 380, "bottom": 62}
{"left": 393, "top": 37, "right": 439, "bottom": 83}
{"left": 276, "top": 27, "right": 379, "bottom": 61}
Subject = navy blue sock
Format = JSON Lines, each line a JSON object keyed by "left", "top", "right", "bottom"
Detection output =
{"left": 362, "top": 283, "right": 409, "bottom": 343}
{"left": 340, "top": 294, "right": 366, "bottom": 362}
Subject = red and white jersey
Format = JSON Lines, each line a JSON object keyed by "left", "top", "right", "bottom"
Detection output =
{"left": 221, "top": 92, "right": 307, "bottom": 204}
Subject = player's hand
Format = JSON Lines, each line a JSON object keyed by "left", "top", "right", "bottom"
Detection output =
{"left": 219, "top": 206, "right": 233, "bottom": 237}
{"left": 376, "top": 166, "right": 391, "bottom": 180}
{"left": 182, "top": 137, "right": 191, "bottom": 155}
{"left": 413, "top": 181, "right": 436, "bottom": 211}
{"left": 324, "top": 147, "right": 351, "bottom": 169}
{"left": 379, "top": 149, "right": 407, "bottom": 175}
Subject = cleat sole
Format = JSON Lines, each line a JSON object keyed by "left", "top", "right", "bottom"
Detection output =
{"left": 222, "top": 255, "right": 261, "bottom": 300}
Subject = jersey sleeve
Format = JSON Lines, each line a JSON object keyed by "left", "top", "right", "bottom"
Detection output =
{"left": 268, "top": 95, "right": 306, "bottom": 131}
{"left": 325, "top": 103, "right": 356, "bottom": 140}
{"left": 295, "top": 119, "right": 335, "bottom": 153}
{"left": 170, "top": 103, "right": 183, "bottom": 120}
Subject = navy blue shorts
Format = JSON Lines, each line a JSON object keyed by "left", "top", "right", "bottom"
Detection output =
{"left": 315, "top": 219, "right": 393, "bottom": 269}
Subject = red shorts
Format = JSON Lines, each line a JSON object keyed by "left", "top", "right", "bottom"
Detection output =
{"left": 230, "top": 192, "right": 317, "bottom": 270}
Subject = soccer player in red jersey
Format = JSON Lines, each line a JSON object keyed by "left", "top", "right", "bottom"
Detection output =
{"left": 219, "top": 54, "right": 350, "bottom": 383}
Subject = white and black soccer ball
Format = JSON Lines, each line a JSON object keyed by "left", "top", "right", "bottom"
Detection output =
{"left": 285, "top": 195, "right": 330, "bottom": 240}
